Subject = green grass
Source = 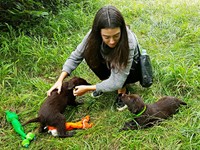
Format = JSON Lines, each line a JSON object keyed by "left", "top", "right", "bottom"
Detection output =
{"left": 0, "top": 0, "right": 200, "bottom": 149}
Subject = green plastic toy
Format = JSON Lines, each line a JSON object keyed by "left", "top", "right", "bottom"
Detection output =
{"left": 21, "top": 132, "right": 35, "bottom": 147}
{"left": 5, "top": 110, "right": 35, "bottom": 148}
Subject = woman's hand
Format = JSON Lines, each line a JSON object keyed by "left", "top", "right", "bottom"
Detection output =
{"left": 73, "top": 85, "right": 96, "bottom": 96}
{"left": 47, "top": 72, "right": 68, "bottom": 96}
{"left": 47, "top": 80, "right": 62, "bottom": 96}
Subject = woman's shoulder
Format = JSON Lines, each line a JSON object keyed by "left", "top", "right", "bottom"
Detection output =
{"left": 126, "top": 27, "right": 138, "bottom": 50}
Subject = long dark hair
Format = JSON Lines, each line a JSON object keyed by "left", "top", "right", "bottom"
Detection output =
{"left": 84, "top": 5, "right": 129, "bottom": 71}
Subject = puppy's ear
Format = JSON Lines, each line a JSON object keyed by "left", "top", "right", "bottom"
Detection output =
{"left": 67, "top": 84, "right": 75, "bottom": 90}
{"left": 129, "top": 96, "right": 144, "bottom": 114}
{"left": 130, "top": 104, "right": 140, "bottom": 114}
{"left": 61, "top": 82, "right": 74, "bottom": 90}
{"left": 66, "top": 77, "right": 91, "bottom": 90}
{"left": 66, "top": 77, "right": 80, "bottom": 90}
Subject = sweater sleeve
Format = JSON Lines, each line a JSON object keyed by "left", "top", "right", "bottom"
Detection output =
{"left": 96, "top": 28, "right": 139, "bottom": 92}
{"left": 62, "top": 30, "right": 91, "bottom": 74}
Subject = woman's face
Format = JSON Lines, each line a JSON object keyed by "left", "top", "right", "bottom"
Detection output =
{"left": 101, "top": 27, "right": 121, "bottom": 48}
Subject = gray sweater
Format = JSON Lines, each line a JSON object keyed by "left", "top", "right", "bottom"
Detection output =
{"left": 62, "top": 28, "right": 139, "bottom": 92}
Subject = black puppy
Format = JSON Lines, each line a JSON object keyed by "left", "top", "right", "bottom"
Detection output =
{"left": 23, "top": 77, "right": 90, "bottom": 138}
{"left": 120, "top": 94, "right": 187, "bottom": 130}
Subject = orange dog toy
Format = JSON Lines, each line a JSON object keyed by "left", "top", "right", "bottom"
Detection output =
{"left": 47, "top": 115, "right": 93, "bottom": 136}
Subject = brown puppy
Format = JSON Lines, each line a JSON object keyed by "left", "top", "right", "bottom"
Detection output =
{"left": 23, "top": 77, "right": 90, "bottom": 138}
{"left": 120, "top": 94, "right": 187, "bottom": 130}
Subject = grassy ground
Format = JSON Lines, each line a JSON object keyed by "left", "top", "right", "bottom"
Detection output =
{"left": 0, "top": 0, "right": 199, "bottom": 149}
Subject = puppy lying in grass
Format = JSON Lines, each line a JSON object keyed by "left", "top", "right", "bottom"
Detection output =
{"left": 23, "top": 77, "right": 90, "bottom": 138}
{"left": 120, "top": 94, "right": 187, "bottom": 130}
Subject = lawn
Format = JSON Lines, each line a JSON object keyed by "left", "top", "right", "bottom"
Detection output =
{"left": 0, "top": 0, "right": 199, "bottom": 149}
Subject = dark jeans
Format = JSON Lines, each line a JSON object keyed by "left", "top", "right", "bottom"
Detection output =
{"left": 123, "top": 57, "right": 141, "bottom": 86}
{"left": 90, "top": 57, "right": 141, "bottom": 87}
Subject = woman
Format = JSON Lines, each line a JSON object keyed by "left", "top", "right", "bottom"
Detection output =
{"left": 47, "top": 5, "right": 141, "bottom": 111}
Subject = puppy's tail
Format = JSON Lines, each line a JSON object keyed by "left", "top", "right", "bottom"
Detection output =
{"left": 179, "top": 100, "right": 187, "bottom": 105}
{"left": 175, "top": 97, "right": 187, "bottom": 106}
{"left": 22, "top": 117, "right": 40, "bottom": 126}
{"left": 181, "top": 101, "right": 187, "bottom": 105}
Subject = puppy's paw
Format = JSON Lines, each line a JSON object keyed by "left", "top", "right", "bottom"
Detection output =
{"left": 76, "top": 99, "right": 84, "bottom": 105}
{"left": 67, "top": 131, "right": 76, "bottom": 137}
{"left": 58, "top": 131, "right": 76, "bottom": 138}
{"left": 119, "top": 127, "right": 129, "bottom": 132}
